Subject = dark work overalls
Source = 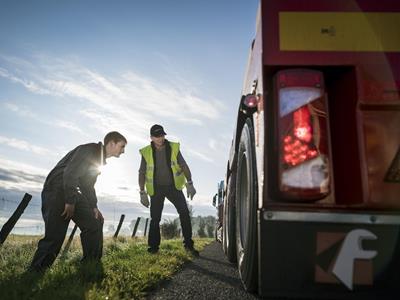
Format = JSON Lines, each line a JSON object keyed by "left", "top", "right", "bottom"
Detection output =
{"left": 30, "top": 142, "right": 105, "bottom": 272}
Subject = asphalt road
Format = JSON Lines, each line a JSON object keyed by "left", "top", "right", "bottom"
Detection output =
{"left": 147, "top": 241, "right": 260, "bottom": 300}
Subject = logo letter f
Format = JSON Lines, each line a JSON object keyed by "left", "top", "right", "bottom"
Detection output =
{"left": 332, "top": 229, "right": 377, "bottom": 290}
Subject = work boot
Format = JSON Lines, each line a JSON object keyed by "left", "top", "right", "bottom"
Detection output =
{"left": 27, "top": 265, "right": 46, "bottom": 275}
{"left": 147, "top": 247, "right": 159, "bottom": 254}
{"left": 185, "top": 246, "right": 199, "bottom": 257}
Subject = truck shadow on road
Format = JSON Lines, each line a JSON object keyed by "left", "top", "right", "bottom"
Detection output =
{"left": 197, "top": 255, "right": 236, "bottom": 268}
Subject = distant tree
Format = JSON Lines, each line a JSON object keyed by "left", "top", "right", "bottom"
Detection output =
{"left": 206, "top": 223, "right": 214, "bottom": 238}
{"left": 197, "top": 216, "right": 207, "bottom": 238}
{"left": 161, "top": 218, "right": 180, "bottom": 239}
{"left": 202, "top": 216, "right": 216, "bottom": 238}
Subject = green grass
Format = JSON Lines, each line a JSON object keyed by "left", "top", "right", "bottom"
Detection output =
{"left": 0, "top": 235, "right": 213, "bottom": 300}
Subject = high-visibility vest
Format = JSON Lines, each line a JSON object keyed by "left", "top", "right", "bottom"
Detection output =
{"left": 139, "top": 142, "right": 186, "bottom": 196}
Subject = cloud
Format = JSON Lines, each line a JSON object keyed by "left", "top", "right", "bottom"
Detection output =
{"left": 2, "top": 102, "right": 87, "bottom": 135}
{"left": 185, "top": 147, "right": 214, "bottom": 163}
{"left": 0, "top": 157, "right": 47, "bottom": 192}
{"left": 54, "top": 120, "right": 86, "bottom": 135}
{"left": 3, "top": 102, "right": 37, "bottom": 118}
{"left": 0, "top": 53, "right": 225, "bottom": 219}
{"left": 0, "top": 168, "right": 46, "bottom": 185}
{"left": 0, "top": 173, "right": 17, "bottom": 182}
{"left": 0, "top": 135, "right": 52, "bottom": 156}
{"left": 207, "top": 135, "right": 232, "bottom": 162}
{"left": 0, "top": 67, "right": 51, "bottom": 95}
{"left": 0, "top": 53, "right": 225, "bottom": 145}
{"left": 120, "top": 71, "right": 220, "bottom": 121}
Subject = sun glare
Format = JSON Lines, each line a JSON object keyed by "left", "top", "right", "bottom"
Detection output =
{"left": 96, "top": 163, "right": 126, "bottom": 195}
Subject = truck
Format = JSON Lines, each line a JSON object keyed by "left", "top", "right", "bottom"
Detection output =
{"left": 221, "top": 0, "right": 400, "bottom": 298}
{"left": 212, "top": 180, "right": 224, "bottom": 242}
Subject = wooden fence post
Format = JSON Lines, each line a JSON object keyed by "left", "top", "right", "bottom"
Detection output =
{"left": 144, "top": 218, "right": 149, "bottom": 237}
{"left": 61, "top": 224, "right": 78, "bottom": 257}
{"left": 114, "top": 214, "right": 125, "bottom": 238}
{"left": 131, "top": 217, "right": 141, "bottom": 238}
{"left": 0, "top": 193, "right": 32, "bottom": 245}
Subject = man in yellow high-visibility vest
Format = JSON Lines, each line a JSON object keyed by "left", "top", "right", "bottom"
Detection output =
{"left": 138, "top": 124, "right": 198, "bottom": 256}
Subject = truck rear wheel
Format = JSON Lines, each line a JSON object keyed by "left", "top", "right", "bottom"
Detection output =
{"left": 223, "top": 173, "right": 237, "bottom": 262}
{"left": 235, "top": 119, "right": 258, "bottom": 292}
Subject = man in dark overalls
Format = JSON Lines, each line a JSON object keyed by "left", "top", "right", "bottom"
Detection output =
{"left": 30, "top": 131, "right": 127, "bottom": 272}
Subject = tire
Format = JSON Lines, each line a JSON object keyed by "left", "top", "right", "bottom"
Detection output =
{"left": 235, "top": 119, "right": 258, "bottom": 292}
{"left": 223, "top": 173, "right": 237, "bottom": 263}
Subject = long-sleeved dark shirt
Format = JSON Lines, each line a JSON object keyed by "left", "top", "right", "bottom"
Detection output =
{"left": 44, "top": 142, "right": 105, "bottom": 208}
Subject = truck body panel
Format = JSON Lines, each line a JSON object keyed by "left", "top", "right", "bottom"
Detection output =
{"left": 259, "top": 0, "right": 400, "bottom": 209}
{"left": 222, "top": 0, "right": 400, "bottom": 298}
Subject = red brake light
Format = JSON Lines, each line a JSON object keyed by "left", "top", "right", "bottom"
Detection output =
{"left": 293, "top": 107, "right": 312, "bottom": 143}
{"left": 243, "top": 94, "right": 258, "bottom": 108}
{"left": 276, "top": 69, "right": 331, "bottom": 200}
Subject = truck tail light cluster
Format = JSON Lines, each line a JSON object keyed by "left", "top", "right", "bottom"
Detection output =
{"left": 276, "top": 70, "right": 331, "bottom": 200}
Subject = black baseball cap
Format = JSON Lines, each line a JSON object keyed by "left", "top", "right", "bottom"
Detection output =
{"left": 150, "top": 124, "right": 167, "bottom": 137}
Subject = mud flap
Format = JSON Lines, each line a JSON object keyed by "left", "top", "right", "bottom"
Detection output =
{"left": 257, "top": 209, "right": 400, "bottom": 299}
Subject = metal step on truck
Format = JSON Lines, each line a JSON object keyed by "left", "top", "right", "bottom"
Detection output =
{"left": 220, "top": 0, "right": 400, "bottom": 298}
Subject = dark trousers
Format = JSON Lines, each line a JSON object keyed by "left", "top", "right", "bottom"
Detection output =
{"left": 30, "top": 188, "right": 103, "bottom": 271}
{"left": 149, "top": 185, "right": 193, "bottom": 249}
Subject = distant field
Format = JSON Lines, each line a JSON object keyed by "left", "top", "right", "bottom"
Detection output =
{"left": 0, "top": 235, "right": 212, "bottom": 300}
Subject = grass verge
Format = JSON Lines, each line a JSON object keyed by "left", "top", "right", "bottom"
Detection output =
{"left": 0, "top": 235, "right": 213, "bottom": 300}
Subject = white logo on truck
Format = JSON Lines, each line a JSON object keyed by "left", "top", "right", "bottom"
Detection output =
{"left": 315, "top": 229, "right": 377, "bottom": 289}
{"left": 332, "top": 229, "right": 377, "bottom": 290}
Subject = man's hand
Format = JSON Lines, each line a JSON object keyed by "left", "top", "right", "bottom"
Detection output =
{"left": 186, "top": 182, "right": 196, "bottom": 200}
{"left": 93, "top": 207, "right": 104, "bottom": 223}
{"left": 61, "top": 203, "right": 75, "bottom": 220}
{"left": 140, "top": 191, "right": 150, "bottom": 208}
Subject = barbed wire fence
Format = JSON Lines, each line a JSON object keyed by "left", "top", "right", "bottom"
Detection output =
{"left": 1, "top": 193, "right": 214, "bottom": 244}
{"left": 0, "top": 195, "right": 42, "bottom": 236}
{"left": 0, "top": 194, "right": 150, "bottom": 238}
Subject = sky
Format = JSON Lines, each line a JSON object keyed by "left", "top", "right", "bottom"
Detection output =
{"left": 0, "top": 0, "right": 259, "bottom": 234}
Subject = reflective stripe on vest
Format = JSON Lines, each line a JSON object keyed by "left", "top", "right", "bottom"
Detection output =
{"left": 139, "top": 142, "right": 186, "bottom": 196}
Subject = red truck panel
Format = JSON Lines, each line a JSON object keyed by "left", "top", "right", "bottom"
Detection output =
{"left": 259, "top": 0, "right": 400, "bottom": 208}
